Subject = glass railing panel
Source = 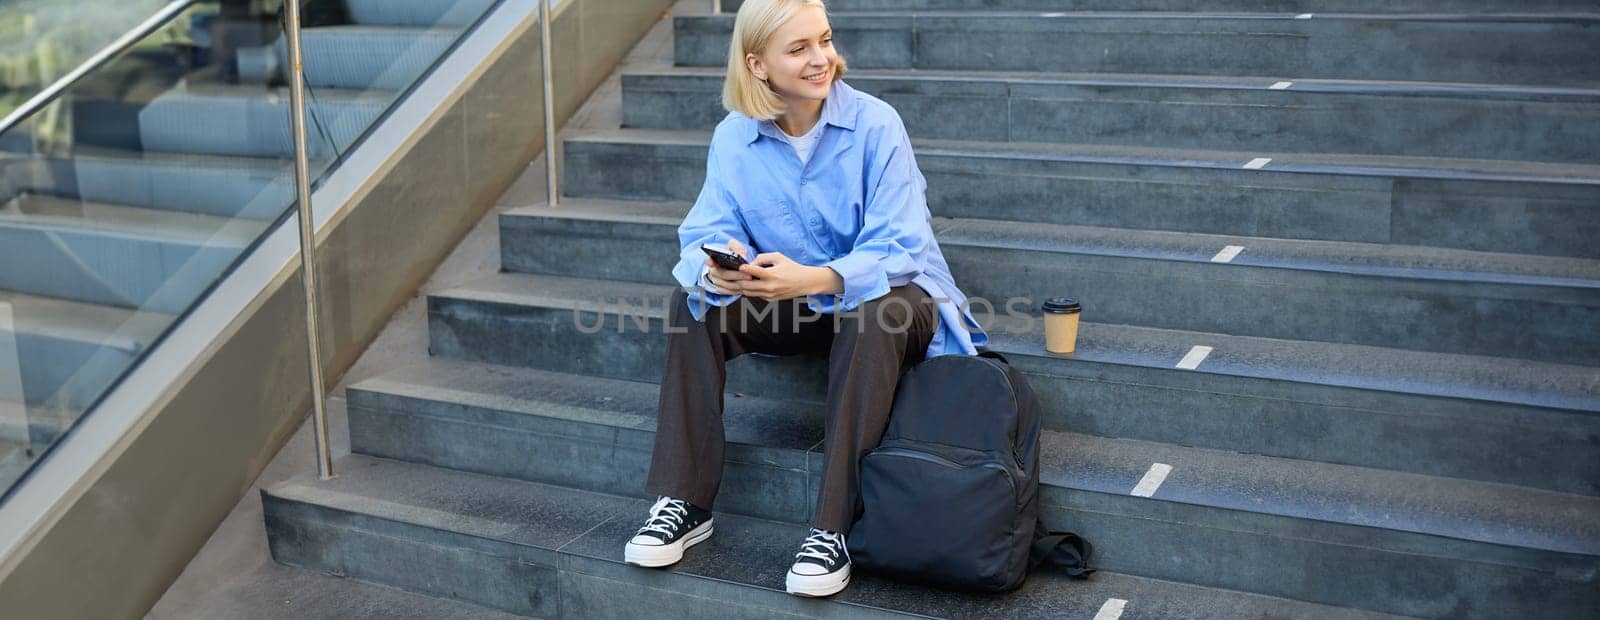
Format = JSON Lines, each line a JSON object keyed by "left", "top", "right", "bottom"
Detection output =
{"left": 0, "top": 0, "right": 501, "bottom": 500}
{"left": 284, "top": 0, "right": 500, "bottom": 172}
{"left": 0, "top": 0, "right": 176, "bottom": 119}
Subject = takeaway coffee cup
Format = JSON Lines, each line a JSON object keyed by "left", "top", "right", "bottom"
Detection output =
{"left": 1042, "top": 297, "right": 1082, "bottom": 354}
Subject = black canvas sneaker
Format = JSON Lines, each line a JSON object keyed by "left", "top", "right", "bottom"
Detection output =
{"left": 785, "top": 527, "right": 851, "bottom": 597}
{"left": 624, "top": 496, "right": 714, "bottom": 568}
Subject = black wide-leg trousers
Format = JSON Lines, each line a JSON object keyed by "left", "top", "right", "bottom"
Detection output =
{"left": 644, "top": 285, "right": 938, "bottom": 534}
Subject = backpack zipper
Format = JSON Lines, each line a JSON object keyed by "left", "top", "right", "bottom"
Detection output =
{"left": 871, "top": 447, "right": 1019, "bottom": 505}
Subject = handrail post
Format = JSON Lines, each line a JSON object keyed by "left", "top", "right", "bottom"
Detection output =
{"left": 284, "top": 0, "right": 334, "bottom": 480}
{"left": 712, "top": 0, "right": 721, "bottom": 15}
{"left": 540, "top": 0, "right": 558, "bottom": 208}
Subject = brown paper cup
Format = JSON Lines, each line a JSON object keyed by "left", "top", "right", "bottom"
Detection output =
{"left": 1043, "top": 298, "right": 1082, "bottom": 354}
{"left": 1045, "top": 313, "right": 1080, "bottom": 354}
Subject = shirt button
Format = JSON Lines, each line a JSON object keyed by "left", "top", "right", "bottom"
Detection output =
{"left": 800, "top": 180, "right": 808, "bottom": 186}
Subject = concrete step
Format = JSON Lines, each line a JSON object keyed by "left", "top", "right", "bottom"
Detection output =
{"left": 6, "top": 148, "right": 296, "bottom": 220}
{"left": 425, "top": 272, "right": 1600, "bottom": 495}
{"left": 497, "top": 198, "right": 1600, "bottom": 365}
{"left": 265, "top": 454, "right": 1406, "bottom": 618}
{"left": 137, "top": 84, "right": 389, "bottom": 158}
{"left": 344, "top": 0, "right": 498, "bottom": 28}
{"left": 0, "top": 289, "right": 168, "bottom": 412}
{"left": 153, "top": 553, "right": 526, "bottom": 620}
{"left": 241, "top": 26, "right": 459, "bottom": 91}
{"left": 720, "top": 0, "right": 1600, "bottom": 11}
{"left": 0, "top": 194, "right": 268, "bottom": 314}
{"left": 338, "top": 364, "right": 1600, "bottom": 617}
{"left": 563, "top": 129, "right": 1600, "bottom": 259}
{"left": 939, "top": 217, "right": 1600, "bottom": 365}
{"left": 621, "top": 68, "right": 1600, "bottom": 164}
{"left": 673, "top": 12, "right": 1600, "bottom": 86}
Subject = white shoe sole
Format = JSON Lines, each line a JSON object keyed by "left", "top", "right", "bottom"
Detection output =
{"left": 786, "top": 565, "right": 851, "bottom": 598}
{"left": 624, "top": 519, "right": 714, "bottom": 568}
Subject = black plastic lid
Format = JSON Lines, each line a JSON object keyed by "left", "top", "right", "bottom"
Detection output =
{"left": 1042, "top": 297, "right": 1081, "bottom": 314}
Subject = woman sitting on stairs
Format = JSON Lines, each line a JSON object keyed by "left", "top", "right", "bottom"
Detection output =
{"left": 621, "top": 0, "right": 988, "bottom": 598}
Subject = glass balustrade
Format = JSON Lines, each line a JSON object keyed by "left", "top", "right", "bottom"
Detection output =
{"left": 0, "top": 0, "right": 501, "bottom": 499}
{"left": 1, "top": 0, "right": 176, "bottom": 120}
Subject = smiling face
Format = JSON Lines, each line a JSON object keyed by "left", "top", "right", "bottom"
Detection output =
{"left": 745, "top": 5, "right": 837, "bottom": 107}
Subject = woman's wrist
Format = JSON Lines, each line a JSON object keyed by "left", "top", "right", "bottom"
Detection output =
{"left": 811, "top": 265, "right": 845, "bottom": 296}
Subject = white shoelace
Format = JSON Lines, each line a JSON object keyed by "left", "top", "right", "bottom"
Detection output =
{"left": 639, "top": 496, "right": 690, "bottom": 537}
{"left": 796, "top": 528, "right": 848, "bottom": 566}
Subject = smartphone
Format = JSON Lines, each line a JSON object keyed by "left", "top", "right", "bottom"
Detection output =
{"left": 701, "top": 243, "right": 749, "bottom": 270}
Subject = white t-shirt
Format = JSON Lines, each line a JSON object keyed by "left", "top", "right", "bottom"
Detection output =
{"left": 778, "top": 118, "right": 825, "bottom": 166}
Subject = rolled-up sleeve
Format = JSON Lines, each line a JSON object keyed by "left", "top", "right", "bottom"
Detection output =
{"left": 673, "top": 139, "right": 749, "bottom": 320}
{"left": 824, "top": 118, "right": 933, "bottom": 310}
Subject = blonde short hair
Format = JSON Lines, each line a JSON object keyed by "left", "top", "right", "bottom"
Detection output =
{"left": 722, "top": 0, "right": 848, "bottom": 121}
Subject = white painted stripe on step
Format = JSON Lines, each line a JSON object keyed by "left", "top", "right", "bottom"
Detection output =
{"left": 1042, "top": 12, "right": 1064, "bottom": 17}
{"left": 1095, "top": 598, "right": 1129, "bottom": 620}
{"left": 1243, "top": 157, "right": 1272, "bottom": 170}
{"left": 1131, "top": 464, "right": 1173, "bottom": 498}
{"left": 1296, "top": 13, "right": 1314, "bottom": 19}
{"left": 1176, "top": 346, "right": 1213, "bottom": 370}
{"left": 1211, "top": 245, "right": 1245, "bottom": 263}
{"left": 1270, "top": 81, "right": 1293, "bottom": 90}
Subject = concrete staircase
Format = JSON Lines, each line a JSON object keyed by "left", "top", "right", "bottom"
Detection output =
{"left": 0, "top": 0, "right": 491, "bottom": 462}
{"left": 262, "top": 2, "right": 1600, "bottom": 618}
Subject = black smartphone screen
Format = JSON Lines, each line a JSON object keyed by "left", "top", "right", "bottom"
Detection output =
{"left": 702, "top": 244, "right": 748, "bottom": 270}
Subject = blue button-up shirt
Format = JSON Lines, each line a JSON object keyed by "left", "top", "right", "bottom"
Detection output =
{"left": 673, "top": 80, "right": 987, "bottom": 358}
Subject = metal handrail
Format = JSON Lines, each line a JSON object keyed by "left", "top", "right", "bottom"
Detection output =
{"left": 0, "top": 0, "right": 199, "bottom": 136}
{"left": 282, "top": 0, "right": 333, "bottom": 481}
{"left": 541, "top": 0, "right": 557, "bottom": 207}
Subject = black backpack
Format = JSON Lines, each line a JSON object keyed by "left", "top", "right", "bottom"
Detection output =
{"left": 847, "top": 351, "right": 1094, "bottom": 593}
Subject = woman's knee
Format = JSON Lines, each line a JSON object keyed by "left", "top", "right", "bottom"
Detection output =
{"left": 847, "top": 287, "right": 932, "bottom": 337}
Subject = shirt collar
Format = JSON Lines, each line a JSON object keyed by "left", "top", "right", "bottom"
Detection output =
{"left": 745, "top": 79, "right": 859, "bottom": 145}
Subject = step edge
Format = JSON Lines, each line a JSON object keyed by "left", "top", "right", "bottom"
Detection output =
{"left": 428, "top": 272, "right": 1600, "bottom": 414}
{"left": 260, "top": 455, "right": 1429, "bottom": 618}
{"left": 623, "top": 66, "right": 1600, "bottom": 100}
{"left": 565, "top": 129, "right": 1600, "bottom": 186}
{"left": 499, "top": 198, "right": 1600, "bottom": 288}
{"left": 343, "top": 361, "right": 1600, "bottom": 559}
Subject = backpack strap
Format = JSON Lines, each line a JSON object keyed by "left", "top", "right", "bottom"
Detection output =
{"left": 1030, "top": 526, "right": 1095, "bottom": 579}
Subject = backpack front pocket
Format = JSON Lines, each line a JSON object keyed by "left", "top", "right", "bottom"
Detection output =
{"left": 850, "top": 443, "right": 1024, "bottom": 591}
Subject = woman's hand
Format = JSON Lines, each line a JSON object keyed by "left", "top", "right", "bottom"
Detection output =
{"left": 704, "top": 239, "right": 755, "bottom": 294}
{"left": 738, "top": 252, "right": 844, "bottom": 301}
